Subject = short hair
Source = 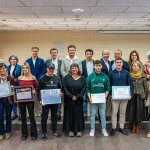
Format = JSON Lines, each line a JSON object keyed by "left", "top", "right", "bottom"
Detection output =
{"left": 94, "top": 60, "right": 102, "bottom": 65}
{"left": 102, "top": 50, "right": 109, "bottom": 55}
{"left": 31, "top": 46, "right": 39, "bottom": 51}
{"left": 85, "top": 49, "right": 94, "bottom": 55}
{"left": 115, "top": 49, "right": 122, "bottom": 55}
{"left": 0, "top": 63, "right": 7, "bottom": 68}
{"left": 50, "top": 48, "right": 58, "bottom": 53}
{"left": 8, "top": 55, "right": 19, "bottom": 63}
{"left": 68, "top": 44, "right": 76, "bottom": 50}
{"left": 115, "top": 57, "right": 123, "bottom": 62}
{"left": 69, "top": 63, "right": 81, "bottom": 76}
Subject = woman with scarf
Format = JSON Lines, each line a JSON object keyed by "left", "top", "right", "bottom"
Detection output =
{"left": 126, "top": 61, "right": 147, "bottom": 134}
{"left": 144, "top": 51, "right": 150, "bottom": 137}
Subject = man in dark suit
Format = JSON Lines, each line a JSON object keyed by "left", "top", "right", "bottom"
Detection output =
{"left": 26, "top": 47, "right": 45, "bottom": 81}
{"left": 100, "top": 50, "right": 112, "bottom": 121}
{"left": 26, "top": 46, "right": 46, "bottom": 117}
{"left": 82, "top": 49, "right": 94, "bottom": 120}
{"left": 45, "top": 48, "right": 62, "bottom": 120}
{"left": 111, "top": 49, "right": 129, "bottom": 71}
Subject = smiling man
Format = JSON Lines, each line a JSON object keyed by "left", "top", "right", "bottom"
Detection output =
{"left": 86, "top": 60, "right": 110, "bottom": 137}
{"left": 61, "top": 44, "right": 82, "bottom": 78}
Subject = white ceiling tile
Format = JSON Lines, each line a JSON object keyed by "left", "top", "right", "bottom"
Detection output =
{"left": 36, "top": 12, "right": 91, "bottom": 18}
{"left": 97, "top": 0, "right": 150, "bottom": 7}
{"left": 144, "top": 14, "right": 150, "bottom": 17}
{"left": 88, "top": 21, "right": 131, "bottom": 25}
{"left": 92, "top": 13, "right": 147, "bottom": 18}
{"left": 113, "top": 18, "right": 150, "bottom": 22}
{"left": 125, "top": 7, "right": 150, "bottom": 13}
{"left": 65, "top": 18, "right": 114, "bottom": 21}
{"left": 20, "top": 0, "right": 97, "bottom": 6}
{"left": 0, "top": 7, "right": 61, "bottom": 13}
{"left": 62, "top": 6, "right": 127, "bottom": 13}
{"left": 0, "top": 14, "right": 37, "bottom": 18}
{"left": 17, "top": 18, "right": 66, "bottom": 22}
{"left": 0, "top": 0, "right": 23, "bottom": 7}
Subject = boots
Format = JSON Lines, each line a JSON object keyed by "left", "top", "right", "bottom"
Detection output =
{"left": 135, "top": 123, "right": 140, "bottom": 134}
{"left": 131, "top": 123, "right": 136, "bottom": 133}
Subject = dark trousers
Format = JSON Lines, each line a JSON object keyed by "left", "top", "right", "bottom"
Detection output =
{"left": 41, "top": 104, "right": 58, "bottom": 134}
{"left": 19, "top": 102, "right": 37, "bottom": 137}
{"left": 0, "top": 97, "right": 13, "bottom": 135}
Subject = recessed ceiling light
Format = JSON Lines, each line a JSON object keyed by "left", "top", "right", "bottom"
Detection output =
{"left": 72, "top": 8, "right": 84, "bottom": 13}
{"left": 31, "top": 22, "right": 38, "bottom": 25}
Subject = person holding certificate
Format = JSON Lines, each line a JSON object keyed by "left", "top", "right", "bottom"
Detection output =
{"left": 7, "top": 55, "right": 21, "bottom": 121}
{"left": 37, "top": 63, "right": 62, "bottom": 141}
{"left": 18, "top": 62, "right": 37, "bottom": 140}
{"left": 126, "top": 61, "right": 146, "bottom": 134}
{"left": 109, "top": 57, "right": 132, "bottom": 136}
{"left": 86, "top": 60, "right": 110, "bottom": 137}
{"left": 0, "top": 63, "right": 15, "bottom": 140}
{"left": 63, "top": 63, "right": 86, "bottom": 137}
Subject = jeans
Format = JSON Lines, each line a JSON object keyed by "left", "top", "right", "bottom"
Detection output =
{"left": 41, "top": 104, "right": 58, "bottom": 134}
{"left": 90, "top": 103, "right": 106, "bottom": 130}
{"left": 19, "top": 102, "right": 37, "bottom": 137}
{"left": 0, "top": 97, "right": 13, "bottom": 135}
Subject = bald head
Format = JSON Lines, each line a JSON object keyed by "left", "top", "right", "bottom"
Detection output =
{"left": 102, "top": 50, "right": 110, "bottom": 61}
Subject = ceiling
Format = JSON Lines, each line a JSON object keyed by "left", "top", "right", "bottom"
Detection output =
{"left": 1, "top": 0, "right": 150, "bottom": 31}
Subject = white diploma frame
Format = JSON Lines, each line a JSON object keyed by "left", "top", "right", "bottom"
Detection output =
{"left": 91, "top": 93, "right": 106, "bottom": 103}
{"left": 14, "top": 85, "right": 34, "bottom": 103}
{"left": 0, "top": 82, "right": 12, "bottom": 97}
{"left": 112, "top": 86, "right": 130, "bottom": 100}
{"left": 40, "top": 89, "right": 61, "bottom": 105}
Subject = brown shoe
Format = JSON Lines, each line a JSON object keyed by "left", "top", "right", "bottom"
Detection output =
{"left": 131, "top": 123, "right": 136, "bottom": 133}
{"left": 147, "top": 131, "right": 150, "bottom": 138}
{"left": 135, "top": 123, "right": 140, "bottom": 134}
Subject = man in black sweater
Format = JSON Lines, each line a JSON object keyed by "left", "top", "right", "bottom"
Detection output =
{"left": 37, "top": 63, "right": 62, "bottom": 141}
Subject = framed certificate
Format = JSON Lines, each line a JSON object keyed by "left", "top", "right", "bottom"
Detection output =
{"left": 40, "top": 89, "right": 61, "bottom": 105}
{"left": 14, "top": 85, "right": 34, "bottom": 103}
{"left": 0, "top": 82, "right": 12, "bottom": 97}
{"left": 112, "top": 86, "right": 130, "bottom": 100}
{"left": 91, "top": 93, "right": 106, "bottom": 103}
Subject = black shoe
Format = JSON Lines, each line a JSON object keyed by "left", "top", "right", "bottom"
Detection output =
{"left": 12, "top": 114, "right": 18, "bottom": 120}
{"left": 106, "top": 116, "right": 111, "bottom": 121}
{"left": 31, "top": 136, "right": 37, "bottom": 140}
{"left": 119, "top": 128, "right": 128, "bottom": 136}
{"left": 22, "top": 136, "right": 28, "bottom": 140}
{"left": 42, "top": 133, "right": 47, "bottom": 141}
{"left": 57, "top": 115, "right": 61, "bottom": 121}
{"left": 53, "top": 131, "right": 62, "bottom": 137}
{"left": 84, "top": 116, "right": 87, "bottom": 121}
{"left": 110, "top": 129, "right": 116, "bottom": 136}
{"left": 18, "top": 115, "right": 21, "bottom": 121}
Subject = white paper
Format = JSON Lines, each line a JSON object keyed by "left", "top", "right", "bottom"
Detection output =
{"left": 91, "top": 93, "right": 106, "bottom": 103}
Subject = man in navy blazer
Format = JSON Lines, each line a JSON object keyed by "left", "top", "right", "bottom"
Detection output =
{"left": 82, "top": 49, "right": 94, "bottom": 120}
{"left": 26, "top": 46, "right": 45, "bottom": 116}
{"left": 100, "top": 50, "right": 112, "bottom": 121}
{"left": 26, "top": 47, "right": 45, "bottom": 81}
{"left": 45, "top": 48, "right": 62, "bottom": 120}
{"left": 111, "top": 49, "right": 129, "bottom": 71}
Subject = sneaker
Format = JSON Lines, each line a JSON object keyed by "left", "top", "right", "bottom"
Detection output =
{"left": 42, "top": 133, "right": 47, "bottom": 141}
{"left": 102, "top": 128, "right": 108, "bottom": 137}
{"left": 89, "top": 129, "right": 95, "bottom": 137}
{"left": 76, "top": 132, "right": 82, "bottom": 137}
{"left": 147, "top": 131, "right": 150, "bottom": 138}
{"left": 11, "top": 114, "right": 18, "bottom": 120}
{"left": 69, "top": 131, "right": 74, "bottom": 137}
{"left": 5, "top": 133, "right": 11, "bottom": 140}
{"left": 0, "top": 134, "right": 5, "bottom": 140}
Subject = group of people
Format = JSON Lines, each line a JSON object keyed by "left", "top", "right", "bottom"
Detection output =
{"left": 0, "top": 45, "right": 150, "bottom": 141}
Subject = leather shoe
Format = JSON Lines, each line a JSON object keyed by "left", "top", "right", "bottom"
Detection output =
{"left": 119, "top": 128, "right": 128, "bottom": 136}
{"left": 12, "top": 114, "right": 18, "bottom": 120}
{"left": 31, "top": 136, "right": 37, "bottom": 140}
{"left": 57, "top": 115, "right": 61, "bottom": 121}
{"left": 53, "top": 131, "right": 62, "bottom": 137}
{"left": 110, "top": 129, "right": 116, "bottom": 136}
{"left": 22, "top": 136, "right": 28, "bottom": 140}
